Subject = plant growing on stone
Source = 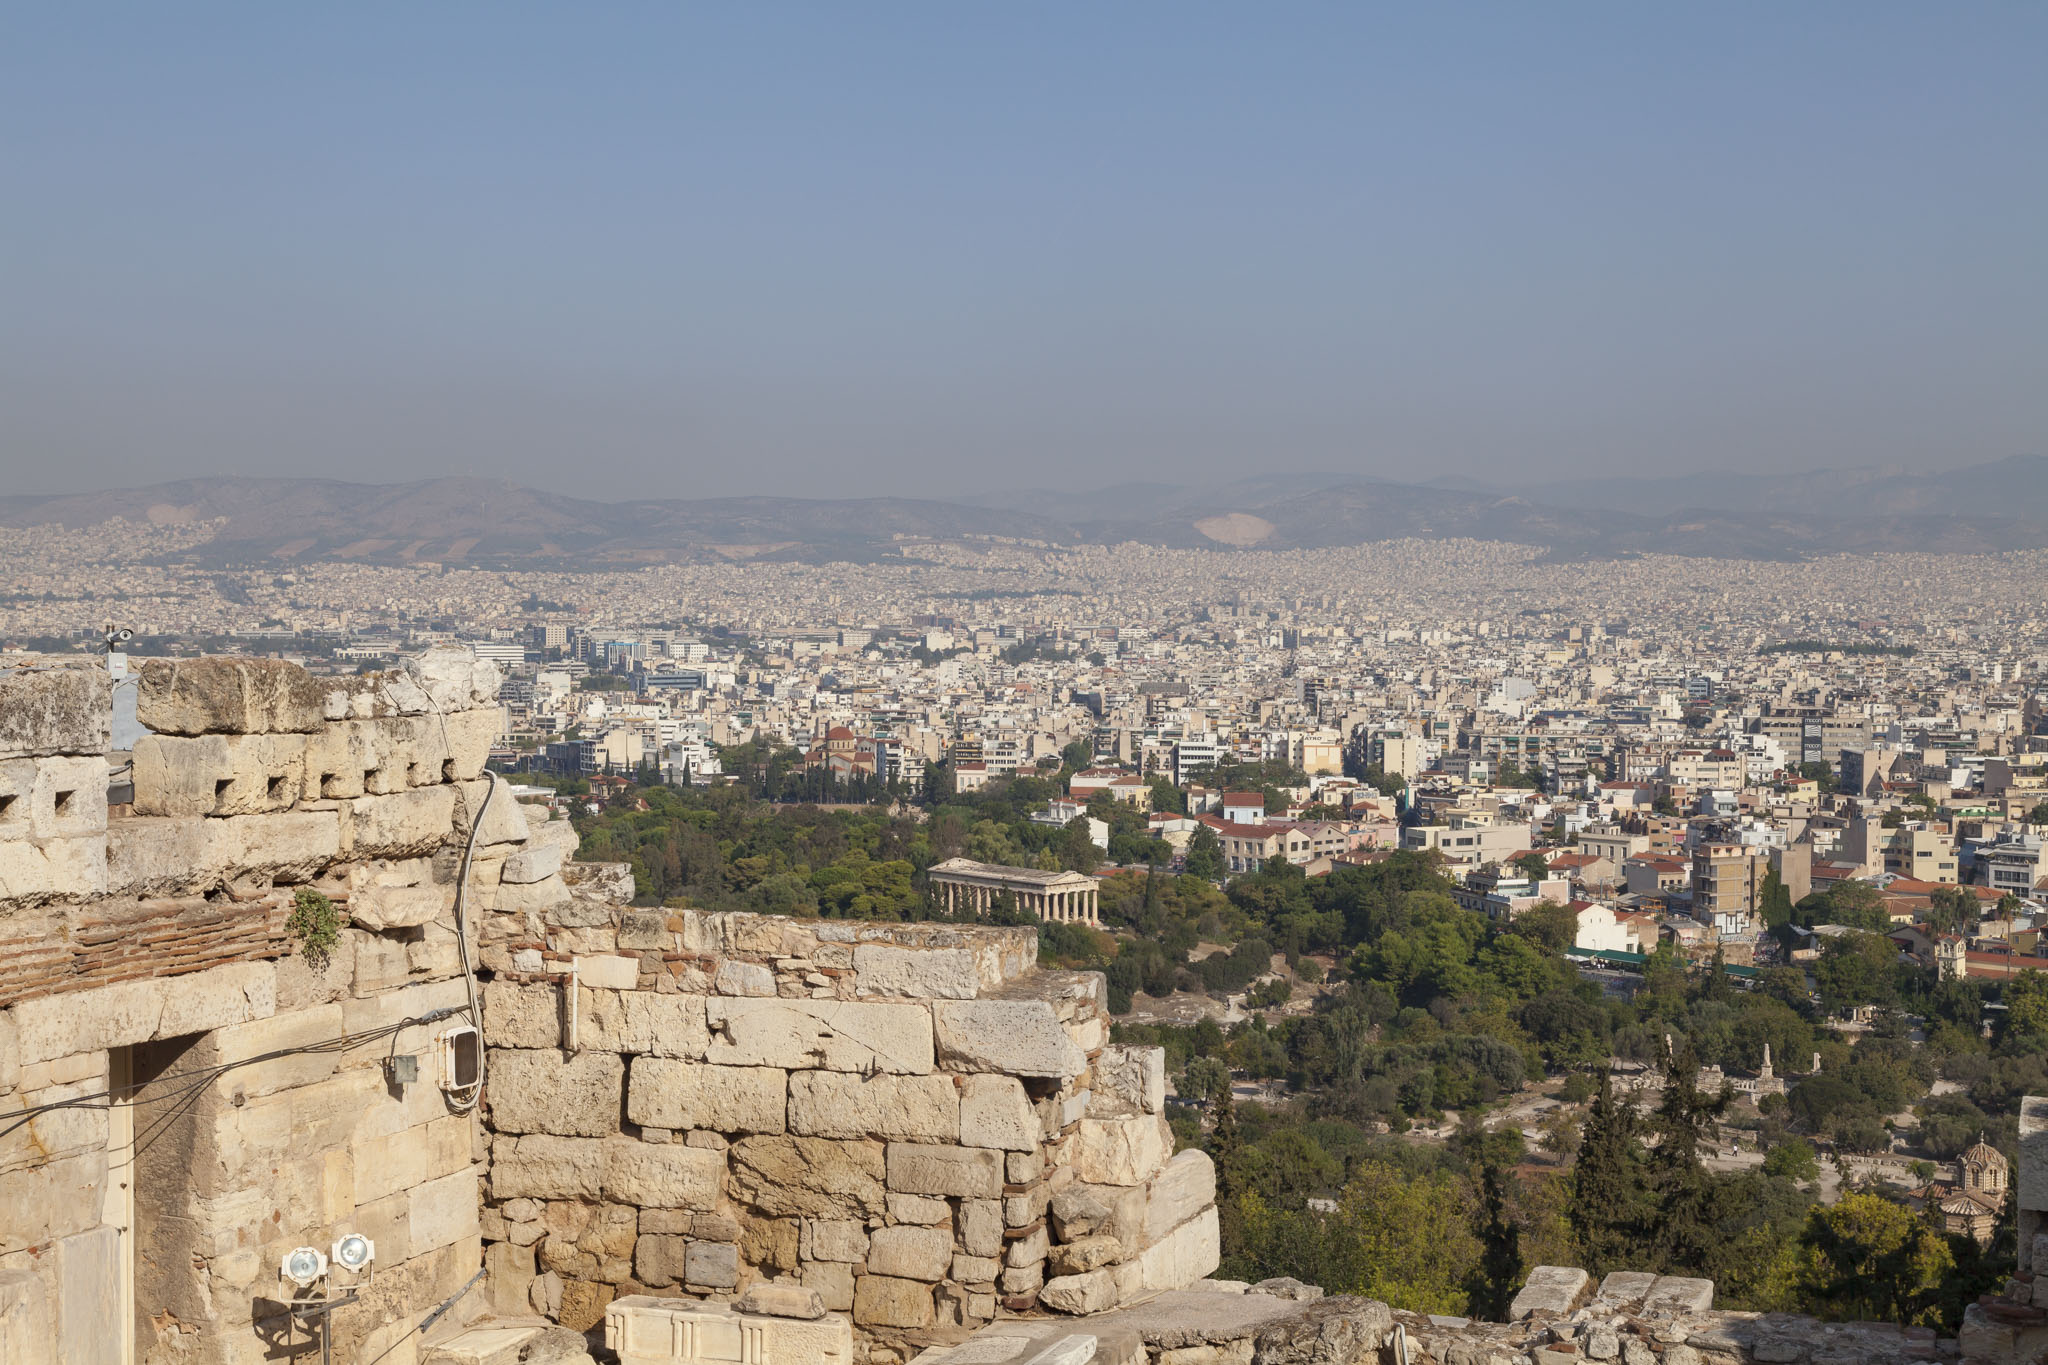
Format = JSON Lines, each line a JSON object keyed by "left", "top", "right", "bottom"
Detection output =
{"left": 287, "top": 886, "right": 345, "bottom": 970}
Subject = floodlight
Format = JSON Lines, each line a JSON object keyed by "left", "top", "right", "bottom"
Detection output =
{"left": 332, "top": 1233, "right": 374, "bottom": 1274}
{"left": 281, "top": 1246, "right": 328, "bottom": 1290}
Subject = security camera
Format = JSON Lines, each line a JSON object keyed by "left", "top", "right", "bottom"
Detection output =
{"left": 332, "top": 1233, "right": 374, "bottom": 1276}
{"left": 280, "top": 1246, "right": 328, "bottom": 1291}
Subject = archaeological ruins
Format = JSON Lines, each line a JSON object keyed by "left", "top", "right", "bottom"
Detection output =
{"left": 5, "top": 647, "right": 2048, "bottom": 1364}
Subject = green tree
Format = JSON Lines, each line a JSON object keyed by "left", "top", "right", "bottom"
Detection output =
{"left": 1184, "top": 824, "right": 1225, "bottom": 880}
{"left": 1815, "top": 931, "right": 1903, "bottom": 1011}
{"left": 1763, "top": 1138, "right": 1820, "bottom": 1183}
{"left": 1182, "top": 1055, "right": 1232, "bottom": 1104}
{"left": 1796, "top": 1191, "right": 1954, "bottom": 1325}
{"left": 1926, "top": 886, "right": 1977, "bottom": 938}
{"left": 1647, "top": 1039, "right": 1729, "bottom": 1273}
{"left": 1570, "top": 1070, "right": 1649, "bottom": 1274}
{"left": 1998, "top": 971, "right": 2048, "bottom": 1045}
{"left": 1760, "top": 866, "right": 1795, "bottom": 928}
{"left": 1473, "top": 1164, "right": 1524, "bottom": 1320}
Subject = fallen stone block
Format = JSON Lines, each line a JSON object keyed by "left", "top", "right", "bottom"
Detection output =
{"left": 1041, "top": 1269, "right": 1119, "bottom": 1315}
{"left": 1509, "top": 1265, "right": 1591, "bottom": 1320}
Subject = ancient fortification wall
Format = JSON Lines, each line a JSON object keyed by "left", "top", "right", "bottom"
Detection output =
{"left": 0, "top": 648, "right": 1214, "bottom": 1365}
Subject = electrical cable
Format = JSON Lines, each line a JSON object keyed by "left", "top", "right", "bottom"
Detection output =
{"left": 444, "top": 760, "right": 493, "bottom": 1111}
{"left": 0, "top": 1007, "right": 467, "bottom": 1139}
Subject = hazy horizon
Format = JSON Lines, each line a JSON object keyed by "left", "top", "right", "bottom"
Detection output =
{"left": 4, "top": 5, "right": 2044, "bottom": 502}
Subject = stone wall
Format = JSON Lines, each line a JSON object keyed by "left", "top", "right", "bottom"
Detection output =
{"left": 473, "top": 899, "right": 1218, "bottom": 1361}
{"left": 0, "top": 646, "right": 1219, "bottom": 1365}
{"left": 1, "top": 648, "right": 518, "bottom": 1364}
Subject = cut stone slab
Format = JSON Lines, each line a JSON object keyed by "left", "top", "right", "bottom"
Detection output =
{"left": 932, "top": 1000, "right": 1086, "bottom": 1079}
{"left": 705, "top": 997, "right": 936, "bottom": 1074}
{"left": 1641, "top": 1275, "right": 1715, "bottom": 1315}
{"left": 1509, "top": 1265, "right": 1591, "bottom": 1320}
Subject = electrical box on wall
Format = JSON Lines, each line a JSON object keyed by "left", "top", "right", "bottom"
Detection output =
{"left": 437, "top": 1025, "right": 480, "bottom": 1093}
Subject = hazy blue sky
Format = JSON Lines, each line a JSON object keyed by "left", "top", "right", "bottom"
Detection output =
{"left": 4, "top": 4, "right": 2043, "bottom": 500}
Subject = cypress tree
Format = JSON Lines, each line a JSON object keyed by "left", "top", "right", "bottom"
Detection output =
{"left": 1648, "top": 1038, "right": 1729, "bottom": 1274}
{"left": 1475, "top": 1163, "right": 1523, "bottom": 1319}
{"left": 1210, "top": 1085, "right": 1245, "bottom": 1251}
{"left": 1570, "top": 1068, "right": 1648, "bottom": 1273}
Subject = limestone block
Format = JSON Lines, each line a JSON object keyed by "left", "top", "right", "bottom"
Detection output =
{"left": 131, "top": 733, "right": 306, "bottom": 817}
{"left": 502, "top": 841, "right": 567, "bottom": 885}
{"left": 687, "top": 1241, "right": 741, "bottom": 1288}
{"left": 1136, "top": 1207, "right": 1220, "bottom": 1293}
{"left": 1594, "top": 1270, "right": 1657, "bottom": 1309}
{"left": 933, "top": 1000, "right": 1087, "bottom": 1079}
{"left": 854, "top": 1275, "right": 934, "bottom": 1329}
{"left": 1000, "top": 1262, "right": 1044, "bottom": 1295}
{"left": 704, "top": 998, "right": 934, "bottom": 1074}
{"left": 408, "top": 644, "right": 504, "bottom": 711}
{"left": 1091, "top": 1045, "right": 1166, "bottom": 1117}
{"left": 1050, "top": 1183, "right": 1145, "bottom": 1255}
{"left": 0, "top": 1150, "right": 106, "bottom": 1256}
{"left": 626, "top": 1058, "right": 787, "bottom": 1134}
{"left": 483, "top": 981, "right": 562, "bottom": 1050}
{"left": 1048, "top": 1234, "right": 1122, "bottom": 1276}
{"left": 951, "top": 1254, "right": 1002, "bottom": 1285}
{"left": 196, "top": 1002, "right": 346, "bottom": 1101}
{"left": 1008, "top": 1224, "right": 1050, "bottom": 1269}
{"left": 410, "top": 1166, "right": 483, "bottom": 1256}
{"left": 11, "top": 961, "right": 274, "bottom": 1065}
{"left": 0, "top": 1013, "right": 17, "bottom": 1095}
{"left": 1142, "top": 1150, "right": 1217, "bottom": 1247}
{"left": 728, "top": 1136, "right": 887, "bottom": 1218}
{"left": 617, "top": 910, "right": 672, "bottom": 951}
{"left": 602, "top": 1138, "right": 726, "bottom": 1209}
{"left": 789, "top": 1072, "right": 957, "bottom": 1142}
{"left": 575, "top": 954, "right": 639, "bottom": 991}
{"left": 498, "top": 876, "right": 572, "bottom": 920}
{"left": 348, "top": 857, "right": 450, "bottom": 930}
{"left": 804, "top": 1261, "right": 857, "bottom": 1312}
{"left": 887, "top": 1142, "right": 1003, "bottom": 1199}
{"left": 605, "top": 1296, "right": 854, "bottom": 1365}
{"left": 0, "top": 664, "right": 109, "bottom": 758}
{"left": 440, "top": 707, "right": 502, "bottom": 781}
{"left": 1041, "top": 1269, "right": 1119, "bottom": 1315}
{"left": 868, "top": 1226, "right": 953, "bottom": 1281}
{"left": 802, "top": 1219, "right": 868, "bottom": 1263}
{"left": 1642, "top": 1275, "right": 1715, "bottom": 1315}
{"left": 105, "top": 808, "right": 340, "bottom": 897}
{"left": 453, "top": 779, "right": 531, "bottom": 850}
{"left": 1509, "top": 1265, "right": 1591, "bottom": 1320}
{"left": 21, "top": 756, "right": 108, "bottom": 838}
{"left": 136, "top": 656, "right": 321, "bottom": 736}
{"left": 562, "top": 860, "right": 636, "bottom": 901}
{"left": 0, "top": 1269, "right": 50, "bottom": 1364}
{"left": 489, "top": 1049, "right": 624, "bottom": 1136}
{"left": 738, "top": 1283, "right": 828, "bottom": 1320}
{"left": 852, "top": 944, "right": 981, "bottom": 1000}
{"left": 715, "top": 960, "right": 776, "bottom": 997}
{"left": 2020, "top": 1095, "right": 2048, "bottom": 1214}
{"left": 490, "top": 1135, "right": 608, "bottom": 1201}
{"left": 347, "top": 1110, "right": 473, "bottom": 1203}
{"left": 1074, "top": 1114, "right": 1171, "bottom": 1188}
{"left": 50, "top": 1223, "right": 121, "bottom": 1365}
{"left": 0, "top": 834, "right": 107, "bottom": 904}
{"left": 958, "top": 1200, "right": 1004, "bottom": 1258}
{"left": 299, "top": 718, "right": 370, "bottom": 800}
{"left": 959, "top": 1074, "right": 1038, "bottom": 1151}
{"left": 633, "top": 1233, "right": 690, "bottom": 1286}
{"left": 350, "top": 786, "right": 458, "bottom": 859}
{"left": 889, "top": 1192, "right": 951, "bottom": 1224}
{"left": 579, "top": 990, "right": 710, "bottom": 1057}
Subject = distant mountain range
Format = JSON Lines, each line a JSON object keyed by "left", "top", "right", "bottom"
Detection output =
{"left": 4, "top": 455, "right": 2044, "bottom": 567}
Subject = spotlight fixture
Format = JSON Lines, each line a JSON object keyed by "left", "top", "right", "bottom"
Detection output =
{"left": 280, "top": 1246, "right": 328, "bottom": 1291}
{"left": 331, "top": 1233, "right": 375, "bottom": 1275}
